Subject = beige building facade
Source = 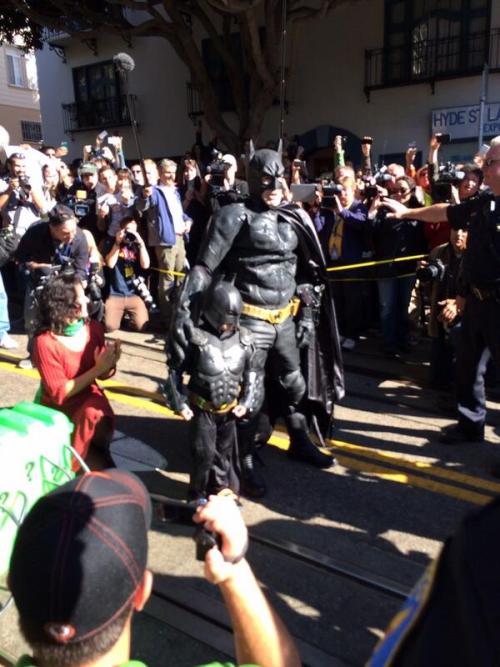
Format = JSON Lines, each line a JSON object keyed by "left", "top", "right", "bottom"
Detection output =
{"left": 0, "top": 43, "right": 41, "bottom": 146}
{"left": 36, "top": 0, "right": 500, "bottom": 172}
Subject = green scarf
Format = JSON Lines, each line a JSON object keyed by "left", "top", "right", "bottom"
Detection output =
{"left": 62, "top": 318, "right": 85, "bottom": 337}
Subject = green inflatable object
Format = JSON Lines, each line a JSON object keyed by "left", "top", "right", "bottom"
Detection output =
{"left": 0, "top": 402, "right": 75, "bottom": 583}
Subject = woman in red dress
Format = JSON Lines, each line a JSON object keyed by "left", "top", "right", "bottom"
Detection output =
{"left": 33, "top": 275, "right": 121, "bottom": 468}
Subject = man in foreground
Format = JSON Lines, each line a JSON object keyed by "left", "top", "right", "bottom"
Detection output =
{"left": 9, "top": 470, "right": 300, "bottom": 667}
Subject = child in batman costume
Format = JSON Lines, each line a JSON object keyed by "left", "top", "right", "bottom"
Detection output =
{"left": 164, "top": 279, "right": 257, "bottom": 499}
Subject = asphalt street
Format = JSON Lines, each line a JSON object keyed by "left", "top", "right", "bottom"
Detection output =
{"left": 0, "top": 329, "right": 499, "bottom": 666}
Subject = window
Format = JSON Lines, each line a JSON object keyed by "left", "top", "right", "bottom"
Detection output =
{"left": 21, "top": 121, "right": 42, "bottom": 143}
{"left": 69, "top": 61, "right": 129, "bottom": 129}
{"left": 6, "top": 50, "right": 27, "bottom": 87}
{"left": 73, "top": 61, "right": 119, "bottom": 104}
{"left": 383, "top": 0, "right": 491, "bottom": 82}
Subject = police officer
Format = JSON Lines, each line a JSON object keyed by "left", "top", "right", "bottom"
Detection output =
{"left": 387, "top": 139, "right": 500, "bottom": 471}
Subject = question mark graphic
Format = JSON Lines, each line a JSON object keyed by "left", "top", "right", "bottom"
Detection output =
{"left": 25, "top": 461, "right": 35, "bottom": 482}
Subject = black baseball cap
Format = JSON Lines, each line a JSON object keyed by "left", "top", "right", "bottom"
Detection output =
{"left": 9, "top": 470, "right": 151, "bottom": 644}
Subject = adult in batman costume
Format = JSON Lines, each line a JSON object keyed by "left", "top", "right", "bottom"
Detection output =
{"left": 170, "top": 148, "right": 344, "bottom": 496}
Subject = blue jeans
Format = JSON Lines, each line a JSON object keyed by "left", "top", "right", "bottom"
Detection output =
{"left": 0, "top": 271, "right": 10, "bottom": 339}
{"left": 377, "top": 276, "right": 415, "bottom": 351}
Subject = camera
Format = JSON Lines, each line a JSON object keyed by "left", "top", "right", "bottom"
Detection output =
{"left": 373, "top": 168, "right": 393, "bottom": 186}
{"left": 431, "top": 163, "right": 465, "bottom": 203}
{"left": 206, "top": 157, "right": 228, "bottom": 191}
{"left": 150, "top": 494, "right": 222, "bottom": 561}
{"left": 321, "top": 181, "right": 343, "bottom": 208}
{"left": 87, "top": 261, "right": 104, "bottom": 321}
{"left": 66, "top": 194, "right": 92, "bottom": 218}
{"left": 435, "top": 133, "right": 451, "bottom": 145}
{"left": 18, "top": 176, "right": 31, "bottom": 193}
{"left": 416, "top": 258, "right": 445, "bottom": 283}
{"left": 128, "top": 275, "right": 158, "bottom": 312}
{"left": 121, "top": 231, "right": 139, "bottom": 248}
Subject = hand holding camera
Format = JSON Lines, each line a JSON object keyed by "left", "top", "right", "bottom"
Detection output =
{"left": 193, "top": 496, "right": 248, "bottom": 583}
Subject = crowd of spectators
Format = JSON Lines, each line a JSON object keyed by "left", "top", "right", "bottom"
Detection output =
{"left": 0, "top": 127, "right": 496, "bottom": 435}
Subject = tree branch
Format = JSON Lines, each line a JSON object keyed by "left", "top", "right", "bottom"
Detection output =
{"left": 242, "top": 6, "right": 276, "bottom": 90}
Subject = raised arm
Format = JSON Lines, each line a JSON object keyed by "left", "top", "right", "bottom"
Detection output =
{"left": 194, "top": 497, "right": 302, "bottom": 667}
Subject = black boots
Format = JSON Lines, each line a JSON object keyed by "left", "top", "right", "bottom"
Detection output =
{"left": 241, "top": 453, "right": 267, "bottom": 498}
{"left": 285, "top": 413, "right": 335, "bottom": 468}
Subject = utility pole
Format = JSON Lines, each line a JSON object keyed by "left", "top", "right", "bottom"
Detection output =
{"left": 478, "top": 62, "right": 489, "bottom": 150}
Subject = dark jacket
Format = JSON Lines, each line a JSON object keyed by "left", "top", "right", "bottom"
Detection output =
{"left": 371, "top": 197, "right": 427, "bottom": 278}
{"left": 16, "top": 222, "right": 89, "bottom": 282}
{"left": 137, "top": 185, "right": 190, "bottom": 247}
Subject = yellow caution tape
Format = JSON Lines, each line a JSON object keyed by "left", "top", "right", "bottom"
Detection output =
{"left": 326, "top": 254, "right": 426, "bottom": 272}
{"left": 149, "top": 266, "right": 186, "bottom": 278}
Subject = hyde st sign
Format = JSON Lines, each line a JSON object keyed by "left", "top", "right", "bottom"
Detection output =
{"left": 432, "top": 102, "right": 500, "bottom": 140}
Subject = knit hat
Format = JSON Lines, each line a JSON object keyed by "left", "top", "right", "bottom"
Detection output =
{"left": 9, "top": 470, "right": 151, "bottom": 644}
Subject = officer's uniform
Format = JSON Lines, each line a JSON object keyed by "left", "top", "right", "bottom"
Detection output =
{"left": 446, "top": 192, "right": 500, "bottom": 438}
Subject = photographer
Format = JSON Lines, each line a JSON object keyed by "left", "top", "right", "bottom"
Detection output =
{"left": 206, "top": 152, "right": 249, "bottom": 213}
{"left": 323, "top": 175, "right": 369, "bottom": 351}
{"left": 103, "top": 214, "right": 151, "bottom": 333}
{"left": 420, "top": 227, "right": 468, "bottom": 392}
{"left": 0, "top": 152, "right": 44, "bottom": 237}
{"left": 15, "top": 204, "right": 89, "bottom": 368}
{"left": 97, "top": 165, "right": 138, "bottom": 241}
{"left": 9, "top": 478, "right": 301, "bottom": 667}
{"left": 369, "top": 176, "right": 427, "bottom": 357}
{"left": 65, "top": 162, "right": 102, "bottom": 243}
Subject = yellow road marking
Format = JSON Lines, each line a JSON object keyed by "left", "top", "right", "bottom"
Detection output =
{"left": 326, "top": 437, "right": 500, "bottom": 494}
{"left": 333, "top": 454, "right": 492, "bottom": 506}
{"left": 0, "top": 362, "right": 496, "bottom": 505}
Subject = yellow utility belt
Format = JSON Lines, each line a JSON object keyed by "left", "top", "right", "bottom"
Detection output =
{"left": 241, "top": 298, "right": 300, "bottom": 325}
{"left": 190, "top": 394, "right": 238, "bottom": 414}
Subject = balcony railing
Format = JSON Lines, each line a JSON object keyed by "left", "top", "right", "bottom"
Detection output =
{"left": 365, "top": 28, "right": 500, "bottom": 97}
{"left": 62, "top": 95, "right": 132, "bottom": 133}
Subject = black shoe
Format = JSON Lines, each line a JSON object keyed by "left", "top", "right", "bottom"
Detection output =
{"left": 288, "top": 435, "right": 336, "bottom": 468}
{"left": 241, "top": 454, "right": 267, "bottom": 498}
{"left": 490, "top": 462, "right": 500, "bottom": 479}
{"left": 439, "top": 424, "right": 484, "bottom": 445}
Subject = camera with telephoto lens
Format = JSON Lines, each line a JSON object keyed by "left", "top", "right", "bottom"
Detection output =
{"left": 128, "top": 275, "right": 158, "bottom": 312}
{"left": 416, "top": 258, "right": 446, "bottom": 283}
